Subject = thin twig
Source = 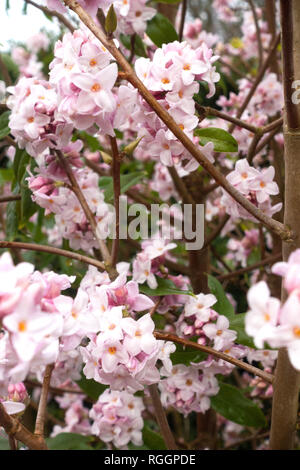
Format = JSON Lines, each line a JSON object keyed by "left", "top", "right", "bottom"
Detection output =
{"left": 24, "top": 0, "right": 75, "bottom": 32}
{"left": 248, "top": 0, "right": 263, "bottom": 69}
{"left": 0, "top": 194, "right": 21, "bottom": 203}
{"left": 154, "top": 331, "right": 274, "bottom": 384}
{"left": 178, "top": 0, "right": 187, "bottom": 42}
{"left": 0, "top": 402, "right": 48, "bottom": 450}
{"left": 0, "top": 240, "right": 105, "bottom": 270}
{"left": 62, "top": 2, "right": 292, "bottom": 241}
{"left": 109, "top": 136, "right": 121, "bottom": 268}
{"left": 217, "top": 252, "right": 281, "bottom": 281}
{"left": 34, "top": 364, "right": 54, "bottom": 436}
{"left": 148, "top": 384, "right": 178, "bottom": 450}
{"left": 55, "top": 149, "right": 112, "bottom": 267}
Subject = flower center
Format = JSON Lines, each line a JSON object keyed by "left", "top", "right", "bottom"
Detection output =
{"left": 135, "top": 11, "right": 142, "bottom": 17}
{"left": 264, "top": 313, "right": 270, "bottom": 322}
{"left": 186, "top": 379, "right": 193, "bottom": 386}
{"left": 293, "top": 326, "right": 300, "bottom": 338}
{"left": 89, "top": 59, "right": 97, "bottom": 67}
{"left": 183, "top": 64, "right": 191, "bottom": 70}
{"left": 108, "top": 346, "right": 117, "bottom": 354}
{"left": 216, "top": 329, "right": 223, "bottom": 336}
{"left": 161, "top": 78, "right": 170, "bottom": 84}
{"left": 91, "top": 83, "right": 101, "bottom": 92}
{"left": 18, "top": 321, "right": 27, "bottom": 332}
{"left": 108, "top": 323, "right": 116, "bottom": 330}
{"left": 27, "top": 117, "right": 34, "bottom": 123}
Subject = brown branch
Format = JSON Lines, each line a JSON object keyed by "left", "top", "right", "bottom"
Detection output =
{"left": 0, "top": 402, "right": 47, "bottom": 450}
{"left": 178, "top": 0, "right": 187, "bottom": 42}
{"left": 26, "top": 380, "right": 84, "bottom": 397}
{"left": 148, "top": 384, "right": 178, "bottom": 450}
{"left": 109, "top": 136, "right": 121, "bottom": 268}
{"left": 0, "top": 194, "right": 21, "bottom": 203}
{"left": 279, "top": 0, "right": 299, "bottom": 129}
{"left": 34, "top": 364, "right": 54, "bottom": 436}
{"left": 55, "top": 150, "right": 112, "bottom": 267}
{"left": 24, "top": 0, "right": 75, "bottom": 32}
{"left": 0, "top": 240, "right": 105, "bottom": 270}
{"left": 154, "top": 331, "right": 274, "bottom": 384}
{"left": 254, "top": 125, "right": 282, "bottom": 155}
{"left": 196, "top": 105, "right": 257, "bottom": 134}
{"left": 168, "top": 166, "right": 194, "bottom": 205}
{"left": 248, "top": 0, "right": 263, "bottom": 70}
{"left": 62, "top": 2, "right": 292, "bottom": 241}
{"left": 217, "top": 252, "right": 282, "bottom": 281}
{"left": 247, "top": 133, "right": 262, "bottom": 163}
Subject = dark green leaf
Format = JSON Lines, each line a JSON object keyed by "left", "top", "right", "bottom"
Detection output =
{"left": 207, "top": 275, "right": 255, "bottom": 347}
{"left": 0, "top": 110, "right": 10, "bottom": 140}
{"left": 207, "top": 274, "right": 234, "bottom": 319}
{"left": 120, "top": 33, "right": 147, "bottom": 58}
{"left": 146, "top": 13, "right": 178, "bottom": 48}
{"left": 76, "top": 374, "right": 107, "bottom": 401}
{"left": 105, "top": 4, "right": 117, "bottom": 34}
{"left": 6, "top": 199, "right": 19, "bottom": 240}
{"left": 139, "top": 276, "right": 193, "bottom": 297}
{"left": 46, "top": 433, "right": 92, "bottom": 450}
{"left": 99, "top": 172, "right": 146, "bottom": 202}
{"left": 170, "top": 344, "right": 206, "bottom": 366}
{"left": 142, "top": 426, "right": 166, "bottom": 450}
{"left": 0, "top": 168, "right": 13, "bottom": 186}
{"left": 211, "top": 382, "right": 267, "bottom": 428}
{"left": 230, "top": 313, "right": 256, "bottom": 348}
{"left": 194, "top": 127, "right": 238, "bottom": 153}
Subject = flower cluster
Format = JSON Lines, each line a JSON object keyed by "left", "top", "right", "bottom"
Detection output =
{"left": 90, "top": 389, "right": 145, "bottom": 448}
{"left": 0, "top": 252, "right": 75, "bottom": 383}
{"left": 220, "top": 159, "right": 281, "bottom": 221}
{"left": 245, "top": 249, "right": 300, "bottom": 370}
{"left": 49, "top": 28, "right": 137, "bottom": 135}
{"left": 47, "top": 0, "right": 156, "bottom": 37}
{"left": 132, "top": 40, "right": 219, "bottom": 172}
{"left": 159, "top": 364, "right": 219, "bottom": 416}
{"left": 7, "top": 77, "right": 72, "bottom": 157}
{"left": 28, "top": 162, "right": 113, "bottom": 252}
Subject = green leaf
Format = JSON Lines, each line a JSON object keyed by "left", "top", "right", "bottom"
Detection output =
{"left": 139, "top": 276, "right": 193, "bottom": 297}
{"left": 0, "top": 437, "right": 10, "bottom": 450}
{"left": 105, "top": 4, "right": 117, "bottom": 34}
{"left": 170, "top": 344, "right": 206, "bottom": 366}
{"left": 142, "top": 426, "right": 167, "bottom": 450}
{"left": 194, "top": 127, "right": 238, "bottom": 153}
{"left": 211, "top": 382, "right": 267, "bottom": 428}
{"left": 207, "top": 274, "right": 255, "bottom": 347}
{"left": 6, "top": 199, "right": 19, "bottom": 240}
{"left": 146, "top": 13, "right": 178, "bottom": 48}
{"left": 119, "top": 33, "right": 147, "bottom": 58}
{"left": 98, "top": 172, "right": 146, "bottom": 202}
{"left": 76, "top": 374, "right": 107, "bottom": 401}
{"left": 207, "top": 274, "right": 234, "bottom": 319}
{"left": 0, "top": 168, "right": 13, "bottom": 186}
{"left": 0, "top": 110, "right": 10, "bottom": 140}
{"left": 230, "top": 313, "right": 256, "bottom": 348}
{"left": 46, "top": 433, "right": 93, "bottom": 450}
